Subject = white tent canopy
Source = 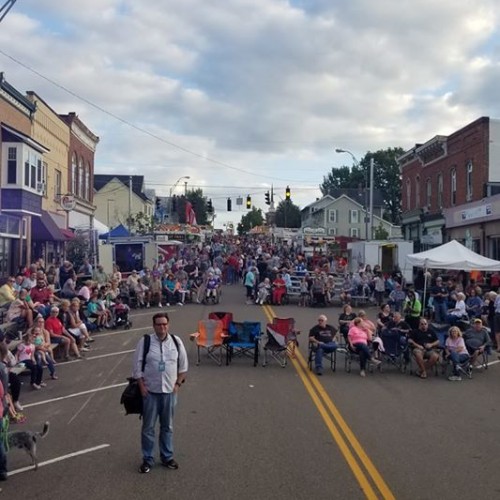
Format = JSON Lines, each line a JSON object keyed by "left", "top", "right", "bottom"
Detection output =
{"left": 406, "top": 239, "right": 500, "bottom": 271}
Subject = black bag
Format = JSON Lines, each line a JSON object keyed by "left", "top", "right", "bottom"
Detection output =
{"left": 120, "top": 334, "right": 151, "bottom": 416}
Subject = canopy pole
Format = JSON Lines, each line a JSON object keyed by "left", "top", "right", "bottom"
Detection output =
{"left": 422, "top": 263, "right": 428, "bottom": 319}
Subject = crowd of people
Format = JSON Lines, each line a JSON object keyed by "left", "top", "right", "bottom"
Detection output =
{"left": 0, "top": 234, "right": 498, "bottom": 481}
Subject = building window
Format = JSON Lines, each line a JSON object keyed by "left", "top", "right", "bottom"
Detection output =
{"left": 78, "top": 158, "right": 84, "bottom": 198}
{"left": 7, "top": 147, "right": 16, "bottom": 184}
{"left": 437, "top": 173, "right": 443, "bottom": 208}
{"left": 426, "top": 178, "right": 432, "bottom": 208}
{"left": 349, "top": 209, "right": 359, "bottom": 224}
{"left": 415, "top": 175, "right": 420, "bottom": 208}
{"left": 350, "top": 227, "right": 359, "bottom": 238}
{"left": 451, "top": 168, "right": 457, "bottom": 206}
{"left": 328, "top": 228, "right": 337, "bottom": 236}
{"left": 329, "top": 209, "right": 337, "bottom": 223}
{"left": 24, "top": 151, "right": 38, "bottom": 189}
{"left": 55, "top": 169, "right": 62, "bottom": 201}
{"left": 406, "top": 179, "right": 411, "bottom": 210}
{"left": 72, "top": 153, "right": 77, "bottom": 194}
{"left": 85, "top": 162, "right": 91, "bottom": 201}
{"left": 466, "top": 161, "right": 473, "bottom": 201}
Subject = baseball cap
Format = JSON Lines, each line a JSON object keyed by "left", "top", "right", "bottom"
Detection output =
{"left": 473, "top": 318, "right": 482, "bottom": 324}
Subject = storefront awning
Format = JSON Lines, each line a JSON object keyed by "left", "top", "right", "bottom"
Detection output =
{"left": 61, "top": 228, "right": 75, "bottom": 240}
{"left": 32, "top": 211, "right": 65, "bottom": 241}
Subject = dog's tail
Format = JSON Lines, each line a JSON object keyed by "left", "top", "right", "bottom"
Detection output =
{"left": 36, "top": 422, "right": 49, "bottom": 440}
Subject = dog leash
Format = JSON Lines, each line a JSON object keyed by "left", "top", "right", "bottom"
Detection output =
{"left": 1, "top": 416, "right": 9, "bottom": 452}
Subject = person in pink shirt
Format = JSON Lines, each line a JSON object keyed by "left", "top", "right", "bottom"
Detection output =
{"left": 445, "top": 326, "right": 470, "bottom": 381}
{"left": 16, "top": 332, "right": 44, "bottom": 390}
{"left": 348, "top": 317, "right": 381, "bottom": 377}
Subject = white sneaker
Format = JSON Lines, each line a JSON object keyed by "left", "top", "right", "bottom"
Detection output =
{"left": 360, "top": 370, "right": 366, "bottom": 377}
{"left": 146, "top": 303, "right": 150, "bottom": 308}
{"left": 14, "top": 401, "right": 23, "bottom": 411}
{"left": 81, "top": 347, "right": 90, "bottom": 352}
{"left": 166, "top": 303, "right": 170, "bottom": 307}
{"left": 158, "top": 303, "right": 163, "bottom": 308}
{"left": 177, "top": 302, "right": 184, "bottom": 306}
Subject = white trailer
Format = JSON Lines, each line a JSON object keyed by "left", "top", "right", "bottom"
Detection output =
{"left": 347, "top": 240, "right": 414, "bottom": 284}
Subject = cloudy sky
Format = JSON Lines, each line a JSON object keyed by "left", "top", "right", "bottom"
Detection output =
{"left": 1, "top": 0, "right": 499, "bottom": 228}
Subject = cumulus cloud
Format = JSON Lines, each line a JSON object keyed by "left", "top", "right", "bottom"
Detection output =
{"left": 1, "top": 0, "right": 500, "bottom": 226}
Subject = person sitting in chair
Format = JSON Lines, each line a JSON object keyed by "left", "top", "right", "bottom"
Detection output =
{"left": 271, "top": 274, "right": 287, "bottom": 305}
{"left": 408, "top": 318, "right": 440, "bottom": 379}
{"left": 463, "top": 318, "right": 490, "bottom": 367}
{"left": 309, "top": 315, "right": 338, "bottom": 376}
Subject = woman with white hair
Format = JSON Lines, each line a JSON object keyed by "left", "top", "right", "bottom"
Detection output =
{"left": 446, "top": 292, "right": 467, "bottom": 325}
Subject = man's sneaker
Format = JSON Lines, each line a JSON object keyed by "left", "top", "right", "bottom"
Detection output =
{"left": 158, "top": 303, "right": 163, "bottom": 308}
{"left": 139, "top": 462, "right": 151, "bottom": 473}
{"left": 31, "top": 383, "right": 41, "bottom": 390}
{"left": 360, "top": 370, "right": 366, "bottom": 377}
{"left": 166, "top": 303, "right": 170, "bottom": 307}
{"left": 14, "top": 401, "right": 23, "bottom": 411}
{"left": 371, "top": 359, "right": 382, "bottom": 366}
{"left": 448, "top": 375, "right": 462, "bottom": 381}
{"left": 177, "top": 302, "right": 184, "bottom": 306}
{"left": 40, "top": 382, "right": 47, "bottom": 387}
{"left": 146, "top": 303, "right": 150, "bottom": 308}
{"left": 162, "top": 459, "right": 179, "bottom": 470}
{"left": 315, "top": 367, "right": 323, "bottom": 376}
{"left": 81, "top": 347, "right": 90, "bottom": 352}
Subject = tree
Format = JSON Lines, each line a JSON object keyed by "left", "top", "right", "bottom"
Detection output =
{"left": 274, "top": 200, "right": 301, "bottom": 228}
{"left": 126, "top": 212, "right": 155, "bottom": 235}
{"left": 373, "top": 222, "right": 389, "bottom": 240}
{"left": 176, "top": 189, "right": 208, "bottom": 225}
{"left": 237, "top": 207, "right": 264, "bottom": 235}
{"left": 320, "top": 147, "right": 404, "bottom": 224}
{"left": 66, "top": 234, "right": 90, "bottom": 269}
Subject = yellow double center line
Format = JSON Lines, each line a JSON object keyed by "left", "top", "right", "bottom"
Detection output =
{"left": 262, "top": 304, "right": 395, "bottom": 500}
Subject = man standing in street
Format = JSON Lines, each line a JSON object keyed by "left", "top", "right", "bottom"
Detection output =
{"left": 132, "top": 312, "right": 188, "bottom": 474}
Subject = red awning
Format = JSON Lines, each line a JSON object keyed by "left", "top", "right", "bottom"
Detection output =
{"left": 61, "top": 229, "right": 75, "bottom": 240}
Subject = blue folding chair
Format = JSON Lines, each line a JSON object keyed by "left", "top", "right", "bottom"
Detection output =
{"left": 226, "top": 321, "right": 261, "bottom": 366}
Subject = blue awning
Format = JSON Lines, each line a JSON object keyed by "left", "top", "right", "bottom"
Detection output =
{"left": 32, "top": 210, "right": 64, "bottom": 241}
{"left": 98, "top": 223, "right": 130, "bottom": 239}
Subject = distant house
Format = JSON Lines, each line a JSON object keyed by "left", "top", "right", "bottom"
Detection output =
{"left": 301, "top": 194, "right": 401, "bottom": 240}
{"left": 93, "top": 175, "right": 154, "bottom": 230}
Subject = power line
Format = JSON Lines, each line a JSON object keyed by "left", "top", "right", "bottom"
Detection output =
{"left": 0, "top": 49, "right": 313, "bottom": 183}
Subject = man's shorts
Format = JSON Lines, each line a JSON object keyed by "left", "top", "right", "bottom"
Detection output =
{"left": 412, "top": 347, "right": 439, "bottom": 359}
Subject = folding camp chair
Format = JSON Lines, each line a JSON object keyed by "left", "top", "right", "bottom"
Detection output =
{"left": 190, "top": 319, "right": 226, "bottom": 366}
{"left": 208, "top": 311, "right": 234, "bottom": 334}
{"left": 262, "top": 317, "right": 300, "bottom": 367}
{"left": 226, "top": 321, "right": 261, "bottom": 366}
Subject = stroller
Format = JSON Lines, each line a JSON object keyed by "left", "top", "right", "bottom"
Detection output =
{"left": 112, "top": 297, "right": 132, "bottom": 330}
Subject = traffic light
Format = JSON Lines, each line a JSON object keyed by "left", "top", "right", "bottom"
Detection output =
{"left": 227, "top": 198, "right": 232, "bottom": 212}
{"left": 285, "top": 186, "right": 291, "bottom": 200}
{"left": 265, "top": 191, "right": 270, "bottom": 205}
{"left": 207, "top": 199, "right": 213, "bottom": 213}
{"left": 246, "top": 195, "right": 251, "bottom": 209}
{"left": 156, "top": 198, "right": 161, "bottom": 210}
{"left": 172, "top": 195, "right": 177, "bottom": 212}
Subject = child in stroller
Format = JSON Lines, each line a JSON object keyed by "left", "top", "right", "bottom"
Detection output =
{"left": 112, "top": 296, "right": 132, "bottom": 330}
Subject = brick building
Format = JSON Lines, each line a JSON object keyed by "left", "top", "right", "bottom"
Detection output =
{"left": 399, "top": 117, "right": 500, "bottom": 257}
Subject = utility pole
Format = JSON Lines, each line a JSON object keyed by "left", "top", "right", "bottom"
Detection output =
{"left": 369, "top": 157, "right": 374, "bottom": 240}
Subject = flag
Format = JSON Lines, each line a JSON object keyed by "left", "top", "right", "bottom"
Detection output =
{"left": 185, "top": 201, "right": 197, "bottom": 225}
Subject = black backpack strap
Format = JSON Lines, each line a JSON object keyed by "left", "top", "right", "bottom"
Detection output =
{"left": 141, "top": 334, "right": 151, "bottom": 373}
{"left": 170, "top": 334, "right": 180, "bottom": 372}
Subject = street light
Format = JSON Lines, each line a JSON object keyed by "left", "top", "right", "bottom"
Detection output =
{"left": 169, "top": 176, "right": 190, "bottom": 219}
{"left": 335, "top": 148, "right": 369, "bottom": 241}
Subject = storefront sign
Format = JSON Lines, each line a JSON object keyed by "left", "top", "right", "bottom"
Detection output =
{"left": 303, "top": 226, "right": 326, "bottom": 236}
{"left": 461, "top": 204, "right": 492, "bottom": 221}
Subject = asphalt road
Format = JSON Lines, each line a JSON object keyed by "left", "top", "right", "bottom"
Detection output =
{"left": 3, "top": 286, "right": 500, "bottom": 500}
